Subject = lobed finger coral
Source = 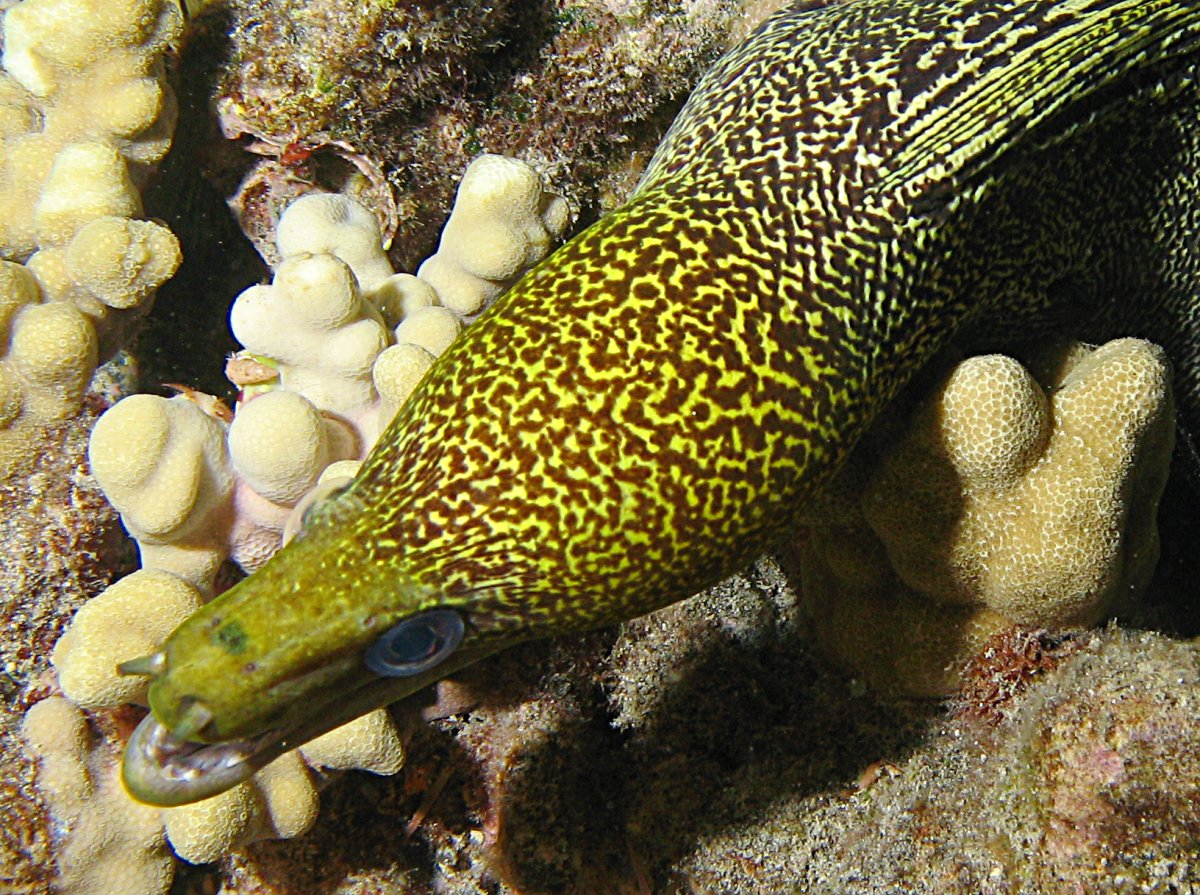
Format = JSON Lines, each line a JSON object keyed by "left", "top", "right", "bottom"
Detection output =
{"left": 159, "top": 752, "right": 319, "bottom": 865}
{"left": 21, "top": 689, "right": 402, "bottom": 878}
{"left": 798, "top": 339, "right": 1175, "bottom": 695}
{"left": 0, "top": 0, "right": 182, "bottom": 474}
{"left": 230, "top": 252, "right": 391, "bottom": 421}
{"left": 23, "top": 154, "right": 566, "bottom": 895}
{"left": 51, "top": 569, "right": 203, "bottom": 710}
{"left": 416, "top": 153, "right": 570, "bottom": 317}
{"left": 88, "top": 392, "right": 235, "bottom": 590}
{"left": 20, "top": 697, "right": 174, "bottom": 895}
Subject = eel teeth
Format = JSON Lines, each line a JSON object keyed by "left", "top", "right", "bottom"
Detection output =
{"left": 123, "top": 712, "right": 266, "bottom": 806}
{"left": 117, "top": 652, "right": 166, "bottom": 678}
{"left": 171, "top": 699, "right": 215, "bottom": 741}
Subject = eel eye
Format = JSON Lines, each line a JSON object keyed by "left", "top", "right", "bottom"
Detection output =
{"left": 364, "top": 609, "right": 465, "bottom": 678}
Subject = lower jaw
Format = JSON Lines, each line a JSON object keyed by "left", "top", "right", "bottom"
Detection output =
{"left": 121, "top": 711, "right": 286, "bottom": 807}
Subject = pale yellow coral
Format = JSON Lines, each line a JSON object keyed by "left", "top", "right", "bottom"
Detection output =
{"left": 51, "top": 569, "right": 203, "bottom": 710}
{"left": 88, "top": 393, "right": 235, "bottom": 590}
{"left": 0, "top": 256, "right": 40, "bottom": 323}
{"left": 800, "top": 550, "right": 1015, "bottom": 697}
{"left": 162, "top": 752, "right": 318, "bottom": 865}
{"left": 1, "top": 0, "right": 182, "bottom": 98}
{"left": 21, "top": 697, "right": 174, "bottom": 895}
{"left": 319, "top": 458, "right": 361, "bottom": 483}
{"left": 371, "top": 271, "right": 437, "bottom": 329}
{"left": 867, "top": 338, "right": 1173, "bottom": 624}
{"left": 373, "top": 341, "right": 436, "bottom": 408}
{"left": 299, "top": 708, "right": 406, "bottom": 775}
{"left": 0, "top": 266, "right": 36, "bottom": 402}
{"left": 417, "top": 153, "right": 569, "bottom": 317}
{"left": 416, "top": 253, "right": 501, "bottom": 318}
{"left": 0, "top": 368, "right": 23, "bottom": 426}
{"left": 24, "top": 245, "right": 73, "bottom": 300}
{"left": 230, "top": 252, "right": 390, "bottom": 414}
{"left": 23, "top": 695, "right": 325, "bottom": 890}
{"left": 21, "top": 696, "right": 92, "bottom": 812}
{"left": 47, "top": 58, "right": 177, "bottom": 166}
{"left": 275, "top": 192, "right": 395, "bottom": 294}
{"left": 0, "top": 135, "right": 55, "bottom": 258}
{"left": 76, "top": 69, "right": 164, "bottom": 140}
{"left": 89, "top": 393, "right": 231, "bottom": 538}
{"left": 34, "top": 141, "right": 142, "bottom": 246}
{"left": 62, "top": 772, "right": 172, "bottom": 895}
{"left": 223, "top": 391, "right": 357, "bottom": 571}
{"left": 162, "top": 783, "right": 257, "bottom": 865}
{"left": 800, "top": 339, "right": 1174, "bottom": 695}
{"left": 66, "top": 215, "right": 181, "bottom": 309}
{"left": 0, "top": 0, "right": 181, "bottom": 197}
{"left": 252, "top": 752, "right": 322, "bottom": 840}
{"left": 0, "top": 0, "right": 182, "bottom": 473}
{"left": 393, "top": 304, "right": 461, "bottom": 357}
{"left": 227, "top": 389, "right": 356, "bottom": 505}
{"left": 0, "top": 73, "right": 37, "bottom": 143}
{"left": 21, "top": 216, "right": 180, "bottom": 342}
{"left": 7, "top": 298, "right": 98, "bottom": 419}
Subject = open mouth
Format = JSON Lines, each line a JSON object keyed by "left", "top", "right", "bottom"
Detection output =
{"left": 118, "top": 630, "right": 504, "bottom": 807}
{"left": 116, "top": 647, "right": 356, "bottom": 807}
{"left": 122, "top": 711, "right": 288, "bottom": 807}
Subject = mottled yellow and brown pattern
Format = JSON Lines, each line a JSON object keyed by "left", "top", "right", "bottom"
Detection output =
{"left": 127, "top": 0, "right": 1200, "bottom": 805}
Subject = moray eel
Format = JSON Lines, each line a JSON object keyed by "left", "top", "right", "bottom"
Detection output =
{"left": 123, "top": 0, "right": 1200, "bottom": 805}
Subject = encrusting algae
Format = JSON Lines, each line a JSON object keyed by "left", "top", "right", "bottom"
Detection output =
{"left": 4, "top": 1, "right": 1200, "bottom": 894}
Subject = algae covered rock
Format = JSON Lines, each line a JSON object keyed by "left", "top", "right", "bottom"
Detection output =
{"left": 679, "top": 628, "right": 1200, "bottom": 895}
{"left": 198, "top": 0, "right": 742, "bottom": 270}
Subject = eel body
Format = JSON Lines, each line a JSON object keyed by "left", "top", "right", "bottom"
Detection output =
{"left": 124, "top": 0, "right": 1200, "bottom": 805}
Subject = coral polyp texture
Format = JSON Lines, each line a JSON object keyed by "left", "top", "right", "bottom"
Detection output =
{"left": 22, "top": 155, "right": 565, "bottom": 895}
{"left": 20, "top": 691, "right": 400, "bottom": 882}
{"left": 51, "top": 569, "right": 203, "bottom": 710}
{"left": 20, "top": 697, "right": 173, "bottom": 895}
{"left": 416, "top": 153, "right": 570, "bottom": 317}
{"left": 0, "top": 0, "right": 182, "bottom": 473}
{"left": 798, "top": 339, "right": 1175, "bottom": 695}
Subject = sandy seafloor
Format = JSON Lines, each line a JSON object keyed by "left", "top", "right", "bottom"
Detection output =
{"left": 3, "top": 1, "right": 1200, "bottom": 893}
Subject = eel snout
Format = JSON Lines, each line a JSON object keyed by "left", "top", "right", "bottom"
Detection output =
{"left": 122, "top": 709, "right": 281, "bottom": 806}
